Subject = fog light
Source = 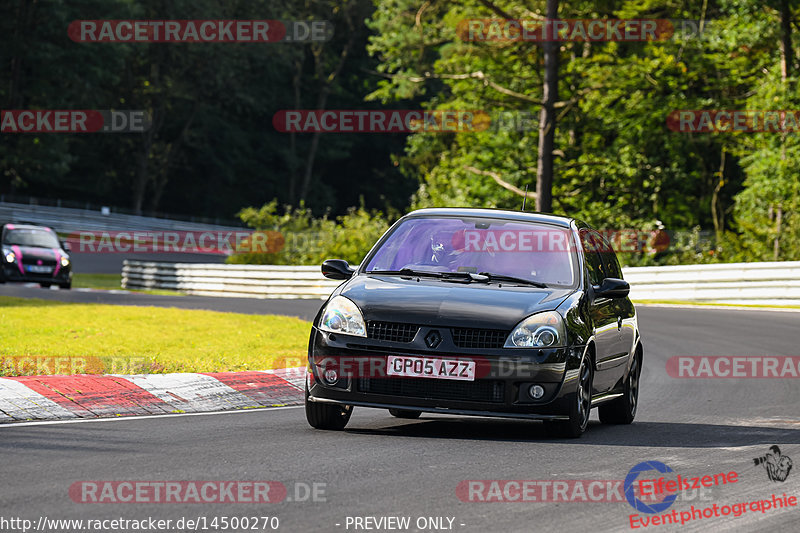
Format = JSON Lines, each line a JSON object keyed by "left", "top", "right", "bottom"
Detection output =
{"left": 528, "top": 384, "right": 545, "bottom": 399}
{"left": 323, "top": 369, "right": 339, "bottom": 385}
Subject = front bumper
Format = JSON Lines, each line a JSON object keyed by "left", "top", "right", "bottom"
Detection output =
{"left": 1, "top": 263, "right": 72, "bottom": 284}
{"left": 307, "top": 326, "right": 585, "bottom": 419}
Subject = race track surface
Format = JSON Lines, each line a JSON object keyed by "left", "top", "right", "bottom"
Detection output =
{"left": 0, "top": 284, "right": 324, "bottom": 320}
{"left": 2, "top": 305, "right": 799, "bottom": 532}
{"left": 69, "top": 252, "right": 227, "bottom": 274}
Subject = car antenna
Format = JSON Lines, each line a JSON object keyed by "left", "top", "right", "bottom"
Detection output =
{"left": 521, "top": 185, "right": 529, "bottom": 211}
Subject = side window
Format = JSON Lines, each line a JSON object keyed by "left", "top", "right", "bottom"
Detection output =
{"left": 580, "top": 231, "right": 605, "bottom": 285}
{"left": 598, "top": 236, "right": 623, "bottom": 279}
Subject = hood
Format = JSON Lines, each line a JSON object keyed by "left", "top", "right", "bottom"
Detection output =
{"left": 5, "top": 245, "right": 65, "bottom": 276}
{"left": 9, "top": 245, "right": 60, "bottom": 260}
{"left": 339, "top": 274, "right": 574, "bottom": 330}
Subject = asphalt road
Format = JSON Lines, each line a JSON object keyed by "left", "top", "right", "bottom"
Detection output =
{"left": 0, "top": 284, "right": 324, "bottom": 320}
{"left": 69, "top": 252, "right": 226, "bottom": 274}
{"left": 2, "top": 305, "right": 799, "bottom": 532}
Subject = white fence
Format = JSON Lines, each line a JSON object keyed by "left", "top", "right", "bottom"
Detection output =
{"left": 122, "top": 259, "right": 800, "bottom": 305}
{"left": 122, "top": 261, "right": 341, "bottom": 299}
{"left": 622, "top": 261, "right": 800, "bottom": 306}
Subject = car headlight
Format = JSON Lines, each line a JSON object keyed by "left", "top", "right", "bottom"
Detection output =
{"left": 60, "top": 256, "right": 70, "bottom": 267}
{"left": 4, "top": 251, "right": 15, "bottom": 263}
{"left": 319, "top": 295, "right": 367, "bottom": 337}
{"left": 505, "top": 311, "right": 566, "bottom": 348}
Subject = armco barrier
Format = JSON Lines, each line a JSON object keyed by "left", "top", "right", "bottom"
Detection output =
{"left": 122, "top": 261, "right": 341, "bottom": 299}
{"left": 122, "top": 260, "right": 800, "bottom": 304}
{"left": 622, "top": 261, "right": 800, "bottom": 306}
{"left": 0, "top": 201, "right": 242, "bottom": 234}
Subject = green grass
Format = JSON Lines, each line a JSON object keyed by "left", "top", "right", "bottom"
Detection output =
{"left": 72, "top": 273, "right": 122, "bottom": 290}
{"left": 635, "top": 300, "right": 800, "bottom": 310}
{"left": 0, "top": 296, "right": 310, "bottom": 376}
{"left": 72, "top": 273, "right": 184, "bottom": 296}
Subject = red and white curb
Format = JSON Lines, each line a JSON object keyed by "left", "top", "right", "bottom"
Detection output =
{"left": 0, "top": 368, "right": 305, "bottom": 423}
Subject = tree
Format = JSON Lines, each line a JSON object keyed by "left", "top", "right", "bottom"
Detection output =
{"left": 536, "top": 0, "right": 559, "bottom": 213}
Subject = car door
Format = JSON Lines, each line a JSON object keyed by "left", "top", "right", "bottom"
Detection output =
{"left": 598, "top": 241, "right": 636, "bottom": 364}
{"left": 580, "top": 230, "right": 619, "bottom": 393}
{"left": 594, "top": 234, "right": 633, "bottom": 391}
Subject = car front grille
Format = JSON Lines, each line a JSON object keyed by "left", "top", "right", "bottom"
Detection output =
{"left": 357, "top": 377, "right": 504, "bottom": 403}
{"left": 450, "top": 328, "right": 508, "bottom": 349}
{"left": 21, "top": 258, "right": 56, "bottom": 267}
{"left": 367, "top": 321, "right": 419, "bottom": 343}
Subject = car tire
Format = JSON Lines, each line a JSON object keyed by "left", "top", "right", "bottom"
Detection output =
{"left": 388, "top": 409, "right": 421, "bottom": 419}
{"left": 549, "top": 355, "right": 593, "bottom": 439}
{"left": 599, "top": 350, "right": 641, "bottom": 425}
{"left": 59, "top": 281, "right": 71, "bottom": 290}
{"left": 40, "top": 283, "right": 51, "bottom": 288}
{"left": 305, "top": 385, "right": 353, "bottom": 430}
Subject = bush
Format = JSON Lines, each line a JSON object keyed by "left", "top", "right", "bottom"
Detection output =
{"left": 227, "top": 201, "right": 394, "bottom": 266}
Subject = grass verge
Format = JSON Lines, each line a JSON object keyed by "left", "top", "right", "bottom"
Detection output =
{"left": 72, "top": 273, "right": 122, "bottom": 290}
{"left": 635, "top": 300, "right": 800, "bottom": 310}
{"left": 72, "top": 273, "right": 185, "bottom": 296}
{"left": 0, "top": 296, "right": 310, "bottom": 376}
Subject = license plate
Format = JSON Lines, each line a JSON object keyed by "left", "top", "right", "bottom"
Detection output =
{"left": 386, "top": 355, "right": 476, "bottom": 381}
{"left": 26, "top": 265, "right": 53, "bottom": 273}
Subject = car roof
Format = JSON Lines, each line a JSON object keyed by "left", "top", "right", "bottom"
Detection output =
{"left": 403, "top": 207, "right": 576, "bottom": 228}
{"left": 3, "top": 223, "right": 54, "bottom": 232}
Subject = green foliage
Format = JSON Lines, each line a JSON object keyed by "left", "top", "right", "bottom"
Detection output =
{"left": 3, "top": 0, "right": 800, "bottom": 265}
{"left": 365, "top": 0, "right": 800, "bottom": 265}
{"left": 228, "top": 200, "right": 393, "bottom": 265}
{"left": 0, "top": 0, "right": 413, "bottom": 218}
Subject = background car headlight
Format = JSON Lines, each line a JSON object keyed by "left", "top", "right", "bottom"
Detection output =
{"left": 4, "top": 251, "right": 15, "bottom": 263}
{"left": 319, "top": 295, "right": 367, "bottom": 337}
{"left": 60, "top": 256, "right": 70, "bottom": 267}
{"left": 505, "top": 311, "right": 566, "bottom": 348}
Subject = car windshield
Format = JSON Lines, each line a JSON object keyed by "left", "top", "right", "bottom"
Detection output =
{"left": 364, "top": 216, "right": 578, "bottom": 287}
{"left": 4, "top": 229, "right": 60, "bottom": 249}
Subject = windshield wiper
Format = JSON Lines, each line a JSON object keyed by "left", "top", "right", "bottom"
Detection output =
{"left": 478, "top": 272, "right": 549, "bottom": 288}
{"left": 441, "top": 271, "right": 489, "bottom": 282}
{"left": 367, "top": 268, "right": 444, "bottom": 278}
{"left": 367, "top": 269, "right": 490, "bottom": 283}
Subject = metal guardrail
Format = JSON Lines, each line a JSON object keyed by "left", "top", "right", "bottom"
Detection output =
{"left": 622, "top": 261, "right": 800, "bottom": 306}
{"left": 122, "top": 261, "right": 341, "bottom": 299}
{"left": 123, "top": 259, "right": 800, "bottom": 305}
{"left": 0, "top": 201, "right": 243, "bottom": 235}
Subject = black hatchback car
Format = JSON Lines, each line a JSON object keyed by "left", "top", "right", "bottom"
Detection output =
{"left": 305, "top": 208, "right": 641, "bottom": 437}
{"left": 1, "top": 223, "right": 72, "bottom": 289}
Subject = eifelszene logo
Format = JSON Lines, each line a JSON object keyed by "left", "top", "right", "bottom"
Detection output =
{"left": 754, "top": 446, "right": 793, "bottom": 482}
{"left": 625, "top": 461, "right": 679, "bottom": 514}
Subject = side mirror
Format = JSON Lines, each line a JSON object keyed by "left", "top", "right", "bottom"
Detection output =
{"left": 61, "top": 241, "right": 71, "bottom": 252}
{"left": 594, "top": 278, "right": 630, "bottom": 299}
{"left": 321, "top": 259, "right": 355, "bottom": 280}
